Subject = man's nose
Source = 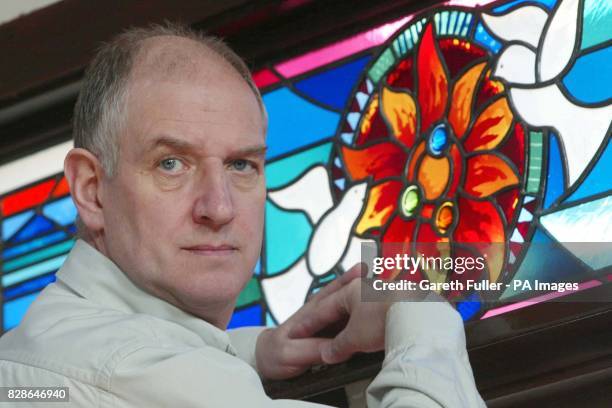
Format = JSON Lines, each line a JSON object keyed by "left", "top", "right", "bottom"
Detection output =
{"left": 192, "top": 164, "right": 235, "bottom": 227}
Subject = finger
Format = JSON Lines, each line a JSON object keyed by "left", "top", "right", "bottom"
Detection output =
{"left": 288, "top": 285, "right": 350, "bottom": 338}
{"left": 283, "top": 337, "right": 327, "bottom": 367}
{"left": 306, "top": 263, "right": 364, "bottom": 303}
{"left": 320, "top": 328, "right": 357, "bottom": 365}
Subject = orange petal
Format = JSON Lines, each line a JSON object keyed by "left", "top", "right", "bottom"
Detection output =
{"left": 454, "top": 197, "right": 505, "bottom": 282}
{"left": 381, "top": 87, "right": 417, "bottom": 148}
{"left": 463, "top": 97, "right": 513, "bottom": 152}
{"left": 464, "top": 154, "right": 518, "bottom": 198}
{"left": 417, "top": 23, "right": 449, "bottom": 133}
{"left": 359, "top": 93, "right": 379, "bottom": 136}
{"left": 341, "top": 142, "right": 407, "bottom": 181}
{"left": 417, "top": 155, "right": 450, "bottom": 200}
{"left": 356, "top": 180, "right": 403, "bottom": 234}
{"left": 446, "top": 145, "right": 463, "bottom": 198}
{"left": 407, "top": 140, "right": 425, "bottom": 180}
{"left": 448, "top": 62, "right": 486, "bottom": 138}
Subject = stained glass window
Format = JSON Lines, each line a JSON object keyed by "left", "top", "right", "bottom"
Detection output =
{"left": 1, "top": 0, "right": 611, "bottom": 333}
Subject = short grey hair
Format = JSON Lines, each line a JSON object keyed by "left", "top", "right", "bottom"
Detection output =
{"left": 72, "top": 22, "right": 266, "bottom": 177}
{"left": 72, "top": 22, "right": 266, "bottom": 239}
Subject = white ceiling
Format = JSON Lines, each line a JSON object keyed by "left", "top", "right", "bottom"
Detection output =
{"left": 0, "top": 0, "right": 61, "bottom": 25}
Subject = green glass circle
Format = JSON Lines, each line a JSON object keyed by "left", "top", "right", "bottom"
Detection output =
{"left": 400, "top": 185, "right": 420, "bottom": 217}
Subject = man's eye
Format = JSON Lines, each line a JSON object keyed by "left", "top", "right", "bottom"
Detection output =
{"left": 231, "top": 159, "right": 255, "bottom": 172}
{"left": 159, "top": 158, "right": 184, "bottom": 172}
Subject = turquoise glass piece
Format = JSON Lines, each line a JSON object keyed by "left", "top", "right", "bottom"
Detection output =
{"left": 266, "top": 142, "right": 333, "bottom": 190}
{"left": 264, "top": 201, "right": 312, "bottom": 276}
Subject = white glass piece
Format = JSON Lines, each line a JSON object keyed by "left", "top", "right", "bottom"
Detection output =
{"left": 510, "top": 229, "right": 524, "bottom": 243}
{"left": 541, "top": 195, "right": 612, "bottom": 242}
{"left": 482, "top": 6, "right": 548, "bottom": 47}
{"left": 261, "top": 258, "right": 312, "bottom": 324}
{"left": 347, "top": 112, "right": 361, "bottom": 130}
{"left": 339, "top": 236, "right": 376, "bottom": 272}
{"left": 493, "top": 44, "right": 537, "bottom": 84}
{"left": 267, "top": 165, "right": 334, "bottom": 224}
{"left": 518, "top": 208, "right": 533, "bottom": 223}
{"left": 307, "top": 182, "right": 368, "bottom": 276}
{"left": 340, "top": 132, "right": 354, "bottom": 144}
{"left": 539, "top": 0, "right": 580, "bottom": 81}
{"left": 356, "top": 92, "right": 369, "bottom": 110}
{"left": 510, "top": 84, "right": 612, "bottom": 186}
{"left": 540, "top": 195, "right": 612, "bottom": 270}
{"left": 366, "top": 79, "right": 374, "bottom": 94}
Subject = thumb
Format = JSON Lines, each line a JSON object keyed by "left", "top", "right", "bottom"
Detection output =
{"left": 320, "top": 329, "right": 355, "bottom": 365}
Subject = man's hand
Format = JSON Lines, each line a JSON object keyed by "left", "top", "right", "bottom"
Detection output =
{"left": 255, "top": 264, "right": 392, "bottom": 380}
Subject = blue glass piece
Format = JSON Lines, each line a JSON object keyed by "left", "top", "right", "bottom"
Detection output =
{"left": 474, "top": 22, "right": 502, "bottom": 54}
{"left": 531, "top": 227, "right": 552, "bottom": 243}
{"left": 543, "top": 132, "right": 566, "bottom": 208}
{"left": 4, "top": 273, "right": 56, "bottom": 301}
{"left": 294, "top": 55, "right": 371, "bottom": 111}
{"left": 263, "top": 87, "right": 340, "bottom": 159}
{"left": 456, "top": 292, "right": 481, "bottom": 321}
{"left": 565, "top": 137, "right": 612, "bottom": 203}
{"left": 266, "top": 142, "right": 333, "bottom": 189}
{"left": 3, "top": 230, "right": 68, "bottom": 260}
{"left": 227, "top": 303, "right": 262, "bottom": 329}
{"left": 265, "top": 312, "right": 277, "bottom": 327}
{"left": 10, "top": 215, "right": 55, "bottom": 243}
{"left": 2, "top": 254, "right": 67, "bottom": 287}
{"left": 562, "top": 46, "right": 612, "bottom": 105}
{"left": 265, "top": 201, "right": 312, "bottom": 276}
{"left": 428, "top": 124, "right": 450, "bottom": 156}
{"left": 581, "top": 0, "right": 612, "bottom": 50}
{"left": 42, "top": 196, "right": 78, "bottom": 226}
{"left": 3, "top": 292, "right": 40, "bottom": 331}
{"left": 2, "top": 210, "right": 34, "bottom": 241}
{"left": 253, "top": 257, "right": 261, "bottom": 276}
{"left": 440, "top": 11, "right": 449, "bottom": 35}
{"left": 501, "top": 229, "right": 590, "bottom": 299}
{"left": 493, "top": 0, "right": 556, "bottom": 13}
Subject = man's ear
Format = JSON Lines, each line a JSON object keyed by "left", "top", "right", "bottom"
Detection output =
{"left": 64, "top": 148, "right": 106, "bottom": 233}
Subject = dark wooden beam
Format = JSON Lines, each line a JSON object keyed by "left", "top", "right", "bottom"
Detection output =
{"left": 0, "top": 0, "right": 441, "bottom": 164}
{"left": 0, "top": 0, "right": 257, "bottom": 105}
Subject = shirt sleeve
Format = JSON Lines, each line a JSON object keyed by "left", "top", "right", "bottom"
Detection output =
{"left": 366, "top": 300, "right": 486, "bottom": 408}
{"left": 108, "top": 342, "right": 329, "bottom": 408}
{"left": 227, "top": 326, "right": 267, "bottom": 371}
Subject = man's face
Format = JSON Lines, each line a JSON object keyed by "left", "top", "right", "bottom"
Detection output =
{"left": 99, "top": 45, "right": 266, "bottom": 327}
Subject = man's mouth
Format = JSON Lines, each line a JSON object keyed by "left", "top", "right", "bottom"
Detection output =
{"left": 182, "top": 244, "right": 238, "bottom": 255}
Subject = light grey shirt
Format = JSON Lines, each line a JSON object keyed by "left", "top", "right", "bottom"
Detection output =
{"left": 0, "top": 240, "right": 485, "bottom": 407}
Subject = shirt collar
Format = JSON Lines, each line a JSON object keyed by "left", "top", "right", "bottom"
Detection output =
{"left": 56, "top": 239, "right": 236, "bottom": 355}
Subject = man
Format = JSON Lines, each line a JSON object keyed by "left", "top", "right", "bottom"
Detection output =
{"left": 0, "top": 24, "right": 485, "bottom": 407}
